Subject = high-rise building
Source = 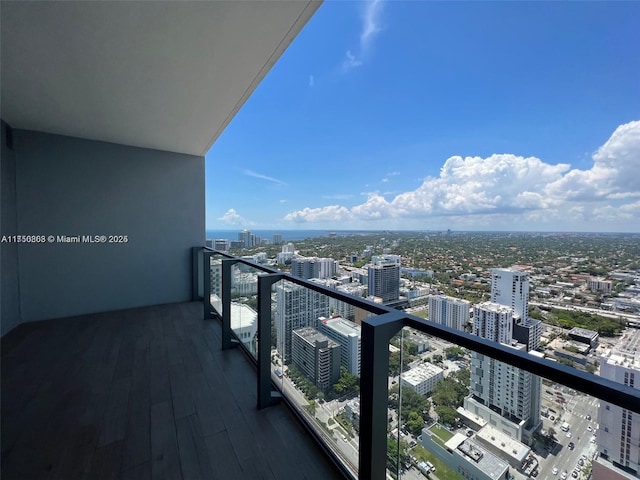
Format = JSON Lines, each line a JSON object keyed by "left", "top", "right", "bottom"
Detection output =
{"left": 367, "top": 255, "right": 400, "bottom": 303}
{"left": 465, "top": 295, "right": 541, "bottom": 441}
{"left": 238, "top": 229, "right": 252, "bottom": 248}
{"left": 291, "top": 327, "right": 341, "bottom": 392}
{"left": 595, "top": 329, "right": 640, "bottom": 479}
{"left": 472, "top": 302, "right": 513, "bottom": 344}
{"left": 291, "top": 257, "right": 337, "bottom": 280}
{"left": 428, "top": 295, "right": 470, "bottom": 331}
{"left": 317, "top": 316, "right": 361, "bottom": 377}
{"left": 276, "top": 283, "right": 330, "bottom": 362}
{"left": 273, "top": 233, "right": 282, "bottom": 245}
{"left": 491, "top": 267, "right": 529, "bottom": 321}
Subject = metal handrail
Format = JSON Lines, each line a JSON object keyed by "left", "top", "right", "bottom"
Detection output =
{"left": 198, "top": 247, "right": 640, "bottom": 480}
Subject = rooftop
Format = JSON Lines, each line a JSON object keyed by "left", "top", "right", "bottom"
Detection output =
{"left": 401, "top": 363, "right": 444, "bottom": 386}
{"left": 319, "top": 316, "right": 361, "bottom": 337}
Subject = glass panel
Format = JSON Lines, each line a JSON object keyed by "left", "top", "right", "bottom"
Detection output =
{"left": 269, "top": 278, "right": 363, "bottom": 478}
{"left": 208, "top": 254, "right": 223, "bottom": 315}
{"left": 390, "top": 321, "right": 640, "bottom": 480}
{"left": 229, "top": 262, "right": 260, "bottom": 358}
{"left": 197, "top": 248, "right": 204, "bottom": 299}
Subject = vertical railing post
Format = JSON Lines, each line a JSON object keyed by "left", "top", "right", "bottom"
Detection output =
{"left": 192, "top": 247, "right": 203, "bottom": 301}
{"left": 257, "top": 273, "right": 285, "bottom": 409}
{"left": 202, "top": 250, "right": 214, "bottom": 319}
{"left": 221, "top": 259, "right": 240, "bottom": 350}
{"left": 359, "top": 312, "right": 405, "bottom": 480}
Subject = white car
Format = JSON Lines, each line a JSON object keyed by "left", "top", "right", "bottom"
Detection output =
{"left": 561, "top": 471, "right": 568, "bottom": 480}
{"left": 553, "top": 467, "right": 559, "bottom": 475}
{"left": 566, "top": 432, "right": 572, "bottom": 438}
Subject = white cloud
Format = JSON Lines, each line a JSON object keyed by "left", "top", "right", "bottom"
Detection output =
{"left": 546, "top": 120, "right": 640, "bottom": 201}
{"left": 284, "top": 205, "right": 352, "bottom": 224}
{"left": 342, "top": 0, "right": 384, "bottom": 71}
{"left": 283, "top": 120, "right": 640, "bottom": 231}
{"left": 360, "top": 0, "right": 384, "bottom": 49}
{"left": 309, "top": 75, "right": 315, "bottom": 87}
{"left": 218, "top": 209, "right": 253, "bottom": 226}
{"left": 243, "top": 169, "right": 286, "bottom": 185}
{"left": 343, "top": 50, "right": 363, "bottom": 70}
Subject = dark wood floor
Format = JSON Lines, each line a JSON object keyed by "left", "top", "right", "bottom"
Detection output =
{"left": 1, "top": 302, "right": 345, "bottom": 480}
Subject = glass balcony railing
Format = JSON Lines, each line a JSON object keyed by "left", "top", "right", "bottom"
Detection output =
{"left": 196, "top": 247, "right": 640, "bottom": 480}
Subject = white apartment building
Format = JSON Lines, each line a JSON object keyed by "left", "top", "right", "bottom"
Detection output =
{"left": 401, "top": 363, "right": 444, "bottom": 396}
{"left": 589, "top": 277, "right": 613, "bottom": 294}
{"left": 466, "top": 301, "right": 540, "bottom": 441}
{"left": 491, "top": 267, "right": 529, "bottom": 321}
{"left": 595, "top": 329, "right": 640, "bottom": 479}
{"left": 230, "top": 267, "right": 258, "bottom": 296}
{"left": 230, "top": 303, "right": 257, "bottom": 351}
{"left": 276, "top": 283, "right": 330, "bottom": 362}
{"left": 428, "top": 294, "right": 470, "bottom": 331}
{"left": 472, "top": 302, "right": 513, "bottom": 344}
{"left": 317, "top": 316, "right": 361, "bottom": 377}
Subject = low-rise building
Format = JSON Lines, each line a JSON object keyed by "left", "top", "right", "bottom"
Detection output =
{"left": 474, "top": 426, "right": 531, "bottom": 469}
{"left": 421, "top": 425, "right": 509, "bottom": 480}
{"left": 569, "top": 327, "right": 599, "bottom": 348}
{"left": 401, "top": 363, "right": 444, "bottom": 395}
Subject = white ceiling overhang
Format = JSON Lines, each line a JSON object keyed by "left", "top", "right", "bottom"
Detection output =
{"left": 1, "top": 1, "right": 321, "bottom": 156}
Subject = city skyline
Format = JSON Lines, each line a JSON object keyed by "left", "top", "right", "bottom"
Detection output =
{"left": 206, "top": 1, "right": 640, "bottom": 233}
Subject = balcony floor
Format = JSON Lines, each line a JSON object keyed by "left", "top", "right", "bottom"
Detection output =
{"left": 1, "top": 302, "right": 344, "bottom": 480}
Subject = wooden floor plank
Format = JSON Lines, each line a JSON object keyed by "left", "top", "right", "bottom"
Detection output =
{"left": 175, "top": 414, "right": 212, "bottom": 480}
{"left": 150, "top": 401, "right": 182, "bottom": 480}
{"left": 1, "top": 302, "right": 344, "bottom": 480}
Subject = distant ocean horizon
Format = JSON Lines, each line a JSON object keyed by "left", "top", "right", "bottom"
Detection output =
{"left": 205, "top": 229, "right": 386, "bottom": 242}
{"left": 205, "top": 229, "right": 638, "bottom": 242}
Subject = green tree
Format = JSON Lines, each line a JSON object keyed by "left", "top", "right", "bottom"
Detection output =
{"left": 406, "top": 411, "right": 425, "bottom": 436}
{"left": 451, "top": 367, "right": 470, "bottom": 388}
{"left": 387, "top": 437, "right": 409, "bottom": 474}
{"left": 333, "top": 367, "right": 359, "bottom": 396}
{"left": 431, "top": 376, "right": 468, "bottom": 407}
{"left": 388, "top": 386, "right": 431, "bottom": 425}
{"left": 435, "top": 405, "right": 458, "bottom": 426}
{"left": 444, "top": 346, "right": 466, "bottom": 360}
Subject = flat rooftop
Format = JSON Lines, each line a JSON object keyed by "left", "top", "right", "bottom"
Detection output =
{"left": 402, "top": 363, "right": 444, "bottom": 385}
{"left": 476, "top": 425, "right": 530, "bottom": 463}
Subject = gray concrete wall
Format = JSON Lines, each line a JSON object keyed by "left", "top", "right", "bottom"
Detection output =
{"left": 3, "top": 129, "right": 204, "bottom": 331}
{"left": 1, "top": 121, "right": 21, "bottom": 335}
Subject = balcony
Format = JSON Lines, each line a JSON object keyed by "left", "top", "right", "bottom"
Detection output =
{"left": 2, "top": 249, "right": 639, "bottom": 480}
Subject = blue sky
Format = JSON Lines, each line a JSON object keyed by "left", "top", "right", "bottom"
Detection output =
{"left": 206, "top": 1, "right": 640, "bottom": 232}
